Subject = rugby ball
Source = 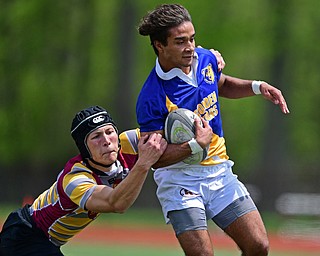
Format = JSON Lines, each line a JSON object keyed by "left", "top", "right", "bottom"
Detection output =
{"left": 164, "top": 108, "right": 207, "bottom": 164}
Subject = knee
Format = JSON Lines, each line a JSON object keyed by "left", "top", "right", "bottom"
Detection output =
{"left": 245, "top": 238, "right": 269, "bottom": 256}
{"left": 257, "top": 238, "right": 269, "bottom": 255}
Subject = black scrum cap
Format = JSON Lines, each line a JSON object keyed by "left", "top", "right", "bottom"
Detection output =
{"left": 70, "top": 106, "right": 117, "bottom": 159}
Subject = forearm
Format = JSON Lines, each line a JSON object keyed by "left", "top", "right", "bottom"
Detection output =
{"left": 152, "top": 142, "right": 191, "bottom": 168}
{"left": 218, "top": 74, "right": 255, "bottom": 99}
{"left": 86, "top": 163, "right": 149, "bottom": 213}
{"left": 139, "top": 131, "right": 192, "bottom": 168}
{"left": 219, "top": 74, "right": 290, "bottom": 114}
{"left": 106, "top": 162, "right": 150, "bottom": 212}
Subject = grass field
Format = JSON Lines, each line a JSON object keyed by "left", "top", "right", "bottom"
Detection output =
{"left": 62, "top": 242, "right": 319, "bottom": 256}
{"left": 1, "top": 205, "right": 319, "bottom": 255}
{"left": 61, "top": 244, "right": 273, "bottom": 256}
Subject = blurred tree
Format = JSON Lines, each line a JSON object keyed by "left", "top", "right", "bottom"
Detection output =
{"left": 0, "top": 0, "right": 119, "bottom": 202}
{"left": 113, "top": 0, "right": 137, "bottom": 132}
{"left": 252, "top": 0, "right": 293, "bottom": 211}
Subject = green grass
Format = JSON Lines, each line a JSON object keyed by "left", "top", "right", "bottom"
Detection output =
{"left": 62, "top": 242, "right": 319, "bottom": 256}
{"left": 94, "top": 207, "right": 167, "bottom": 227}
{"left": 62, "top": 243, "right": 184, "bottom": 256}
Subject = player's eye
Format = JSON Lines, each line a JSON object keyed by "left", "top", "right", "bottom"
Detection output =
{"left": 88, "top": 132, "right": 100, "bottom": 140}
{"left": 105, "top": 128, "right": 115, "bottom": 135}
{"left": 91, "top": 134, "right": 99, "bottom": 140}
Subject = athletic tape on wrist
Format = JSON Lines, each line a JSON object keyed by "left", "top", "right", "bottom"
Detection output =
{"left": 252, "top": 80, "right": 263, "bottom": 95}
{"left": 188, "top": 138, "right": 203, "bottom": 154}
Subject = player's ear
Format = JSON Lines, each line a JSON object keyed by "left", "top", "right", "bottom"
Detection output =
{"left": 154, "top": 40, "right": 164, "bottom": 53}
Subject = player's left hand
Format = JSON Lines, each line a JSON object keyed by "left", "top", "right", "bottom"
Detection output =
{"left": 260, "top": 82, "right": 290, "bottom": 114}
{"left": 197, "top": 45, "right": 225, "bottom": 72}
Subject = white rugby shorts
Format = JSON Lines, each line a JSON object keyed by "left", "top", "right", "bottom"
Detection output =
{"left": 154, "top": 160, "right": 250, "bottom": 223}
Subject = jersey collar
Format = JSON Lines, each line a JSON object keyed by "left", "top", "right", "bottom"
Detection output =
{"left": 155, "top": 52, "right": 199, "bottom": 86}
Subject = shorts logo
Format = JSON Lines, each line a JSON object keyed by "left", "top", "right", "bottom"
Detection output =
{"left": 92, "top": 115, "right": 105, "bottom": 124}
{"left": 180, "top": 188, "right": 199, "bottom": 197}
{"left": 201, "top": 64, "right": 215, "bottom": 84}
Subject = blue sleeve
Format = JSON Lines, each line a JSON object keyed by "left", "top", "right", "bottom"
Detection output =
{"left": 136, "top": 70, "right": 169, "bottom": 132}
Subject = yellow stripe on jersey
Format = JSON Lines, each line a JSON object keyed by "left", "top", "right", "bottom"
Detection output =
{"left": 33, "top": 183, "right": 58, "bottom": 209}
{"left": 119, "top": 128, "right": 140, "bottom": 154}
{"left": 49, "top": 212, "right": 94, "bottom": 238}
{"left": 165, "top": 96, "right": 178, "bottom": 113}
{"left": 201, "top": 135, "right": 229, "bottom": 165}
{"left": 63, "top": 170, "right": 96, "bottom": 207}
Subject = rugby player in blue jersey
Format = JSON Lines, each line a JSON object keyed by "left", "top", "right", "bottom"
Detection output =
{"left": 0, "top": 105, "right": 166, "bottom": 256}
{"left": 136, "top": 4, "right": 289, "bottom": 256}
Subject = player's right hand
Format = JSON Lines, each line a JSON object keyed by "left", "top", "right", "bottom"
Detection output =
{"left": 194, "top": 117, "right": 213, "bottom": 149}
{"left": 137, "top": 134, "right": 167, "bottom": 169}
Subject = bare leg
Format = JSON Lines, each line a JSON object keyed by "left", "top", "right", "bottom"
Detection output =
{"left": 176, "top": 229, "right": 214, "bottom": 256}
{"left": 224, "top": 210, "right": 269, "bottom": 256}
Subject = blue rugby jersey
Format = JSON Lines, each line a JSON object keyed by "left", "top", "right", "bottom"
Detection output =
{"left": 29, "top": 129, "right": 139, "bottom": 246}
{"left": 136, "top": 47, "right": 228, "bottom": 165}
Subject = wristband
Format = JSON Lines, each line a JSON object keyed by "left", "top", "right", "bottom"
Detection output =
{"left": 188, "top": 138, "right": 203, "bottom": 154}
{"left": 252, "top": 80, "right": 263, "bottom": 95}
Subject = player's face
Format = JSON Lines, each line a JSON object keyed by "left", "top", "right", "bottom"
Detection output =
{"left": 86, "top": 124, "right": 119, "bottom": 166}
{"left": 156, "top": 21, "right": 195, "bottom": 74}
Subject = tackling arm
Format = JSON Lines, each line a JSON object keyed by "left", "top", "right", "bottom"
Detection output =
{"left": 84, "top": 133, "right": 167, "bottom": 213}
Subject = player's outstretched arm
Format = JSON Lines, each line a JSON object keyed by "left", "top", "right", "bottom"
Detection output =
{"left": 85, "top": 133, "right": 167, "bottom": 213}
{"left": 218, "top": 74, "right": 290, "bottom": 114}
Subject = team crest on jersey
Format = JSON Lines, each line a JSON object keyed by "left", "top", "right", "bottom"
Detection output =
{"left": 201, "top": 64, "right": 215, "bottom": 84}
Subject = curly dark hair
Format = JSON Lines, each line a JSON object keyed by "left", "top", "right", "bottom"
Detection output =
{"left": 137, "top": 4, "right": 192, "bottom": 55}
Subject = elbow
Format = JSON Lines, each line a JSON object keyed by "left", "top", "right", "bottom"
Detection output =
{"left": 113, "top": 206, "right": 126, "bottom": 214}
{"left": 94, "top": 202, "right": 130, "bottom": 214}
{"left": 111, "top": 203, "right": 130, "bottom": 214}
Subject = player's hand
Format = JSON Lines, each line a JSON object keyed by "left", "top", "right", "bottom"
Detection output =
{"left": 136, "top": 133, "right": 167, "bottom": 169}
{"left": 194, "top": 117, "right": 213, "bottom": 149}
{"left": 260, "top": 82, "right": 290, "bottom": 114}
{"left": 197, "top": 45, "right": 226, "bottom": 72}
